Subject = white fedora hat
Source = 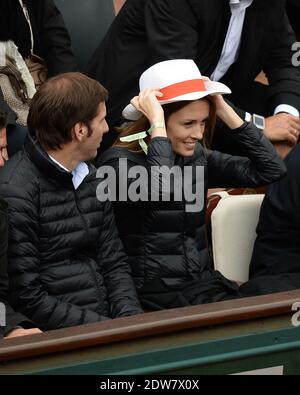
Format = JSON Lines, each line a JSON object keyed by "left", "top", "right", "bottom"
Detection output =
{"left": 122, "top": 59, "right": 231, "bottom": 121}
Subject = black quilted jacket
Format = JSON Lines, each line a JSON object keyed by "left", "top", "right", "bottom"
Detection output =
{"left": 0, "top": 135, "right": 143, "bottom": 331}
{"left": 99, "top": 122, "right": 286, "bottom": 291}
{"left": 0, "top": 199, "right": 33, "bottom": 337}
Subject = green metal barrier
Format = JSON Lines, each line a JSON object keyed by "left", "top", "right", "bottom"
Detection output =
{"left": 0, "top": 290, "right": 299, "bottom": 375}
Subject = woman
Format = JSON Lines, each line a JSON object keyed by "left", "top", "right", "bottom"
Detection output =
{"left": 98, "top": 59, "right": 286, "bottom": 310}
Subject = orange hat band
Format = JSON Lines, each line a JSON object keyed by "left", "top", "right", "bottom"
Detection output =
{"left": 159, "top": 79, "right": 206, "bottom": 101}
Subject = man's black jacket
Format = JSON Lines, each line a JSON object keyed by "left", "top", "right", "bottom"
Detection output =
{"left": 0, "top": 135, "right": 143, "bottom": 331}
{"left": 240, "top": 143, "right": 300, "bottom": 296}
{"left": 0, "top": 199, "right": 33, "bottom": 338}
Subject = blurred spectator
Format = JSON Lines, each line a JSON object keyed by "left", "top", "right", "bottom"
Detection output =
{"left": 0, "top": 0, "right": 77, "bottom": 77}
{"left": 0, "top": 0, "right": 77, "bottom": 160}
{"left": 241, "top": 143, "right": 300, "bottom": 296}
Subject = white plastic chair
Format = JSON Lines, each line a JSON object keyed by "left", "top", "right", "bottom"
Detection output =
{"left": 211, "top": 192, "right": 264, "bottom": 283}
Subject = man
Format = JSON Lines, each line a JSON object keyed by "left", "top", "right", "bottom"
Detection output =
{"left": 1, "top": 110, "right": 41, "bottom": 339}
{"left": 240, "top": 143, "right": 300, "bottom": 296}
{"left": 0, "top": 72, "right": 143, "bottom": 331}
{"left": 87, "top": 0, "right": 300, "bottom": 155}
{"left": 0, "top": 199, "right": 41, "bottom": 339}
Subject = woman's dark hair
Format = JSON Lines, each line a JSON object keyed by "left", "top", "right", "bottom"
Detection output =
{"left": 114, "top": 97, "right": 217, "bottom": 152}
{"left": 27, "top": 72, "right": 108, "bottom": 151}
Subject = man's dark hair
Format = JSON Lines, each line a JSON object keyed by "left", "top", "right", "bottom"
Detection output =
{"left": 0, "top": 111, "right": 7, "bottom": 130}
{"left": 27, "top": 72, "right": 108, "bottom": 151}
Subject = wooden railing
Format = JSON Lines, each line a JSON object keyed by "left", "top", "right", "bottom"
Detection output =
{"left": 0, "top": 290, "right": 299, "bottom": 363}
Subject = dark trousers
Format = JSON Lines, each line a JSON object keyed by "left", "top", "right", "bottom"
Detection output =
{"left": 138, "top": 272, "right": 241, "bottom": 311}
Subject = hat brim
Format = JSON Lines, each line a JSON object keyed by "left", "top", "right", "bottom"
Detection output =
{"left": 122, "top": 80, "right": 231, "bottom": 121}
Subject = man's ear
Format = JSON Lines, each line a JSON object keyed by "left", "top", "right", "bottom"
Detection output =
{"left": 73, "top": 122, "right": 87, "bottom": 142}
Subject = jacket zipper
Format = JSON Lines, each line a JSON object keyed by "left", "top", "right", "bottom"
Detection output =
{"left": 73, "top": 188, "right": 104, "bottom": 315}
{"left": 73, "top": 190, "right": 89, "bottom": 233}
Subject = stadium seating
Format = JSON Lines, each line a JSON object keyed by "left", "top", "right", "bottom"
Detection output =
{"left": 210, "top": 192, "right": 264, "bottom": 283}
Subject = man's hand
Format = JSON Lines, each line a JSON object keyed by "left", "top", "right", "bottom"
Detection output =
{"left": 0, "top": 127, "right": 8, "bottom": 166}
{"left": 4, "top": 328, "right": 42, "bottom": 339}
{"left": 273, "top": 142, "right": 294, "bottom": 159}
{"left": 264, "top": 113, "right": 300, "bottom": 146}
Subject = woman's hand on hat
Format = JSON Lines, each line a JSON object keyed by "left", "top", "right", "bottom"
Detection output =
{"left": 201, "top": 78, "right": 244, "bottom": 129}
{"left": 202, "top": 76, "right": 229, "bottom": 115}
{"left": 131, "top": 89, "right": 165, "bottom": 125}
{"left": 210, "top": 94, "right": 244, "bottom": 130}
{"left": 211, "top": 94, "right": 227, "bottom": 113}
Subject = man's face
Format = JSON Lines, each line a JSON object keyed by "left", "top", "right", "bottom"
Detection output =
{"left": 81, "top": 101, "right": 109, "bottom": 160}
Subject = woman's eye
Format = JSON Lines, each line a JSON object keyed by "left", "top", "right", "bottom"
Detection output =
{"left": 183, "top": 121, "right": 206, "bottom": 127}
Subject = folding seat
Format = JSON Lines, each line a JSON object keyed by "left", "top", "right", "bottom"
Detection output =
{"left": 209, "top": 192, "right": 264, "bottom": 283}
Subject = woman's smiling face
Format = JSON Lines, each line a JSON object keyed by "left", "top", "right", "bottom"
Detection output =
{"left": 166, "top": 100, "right": 210, "bottom": 156}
